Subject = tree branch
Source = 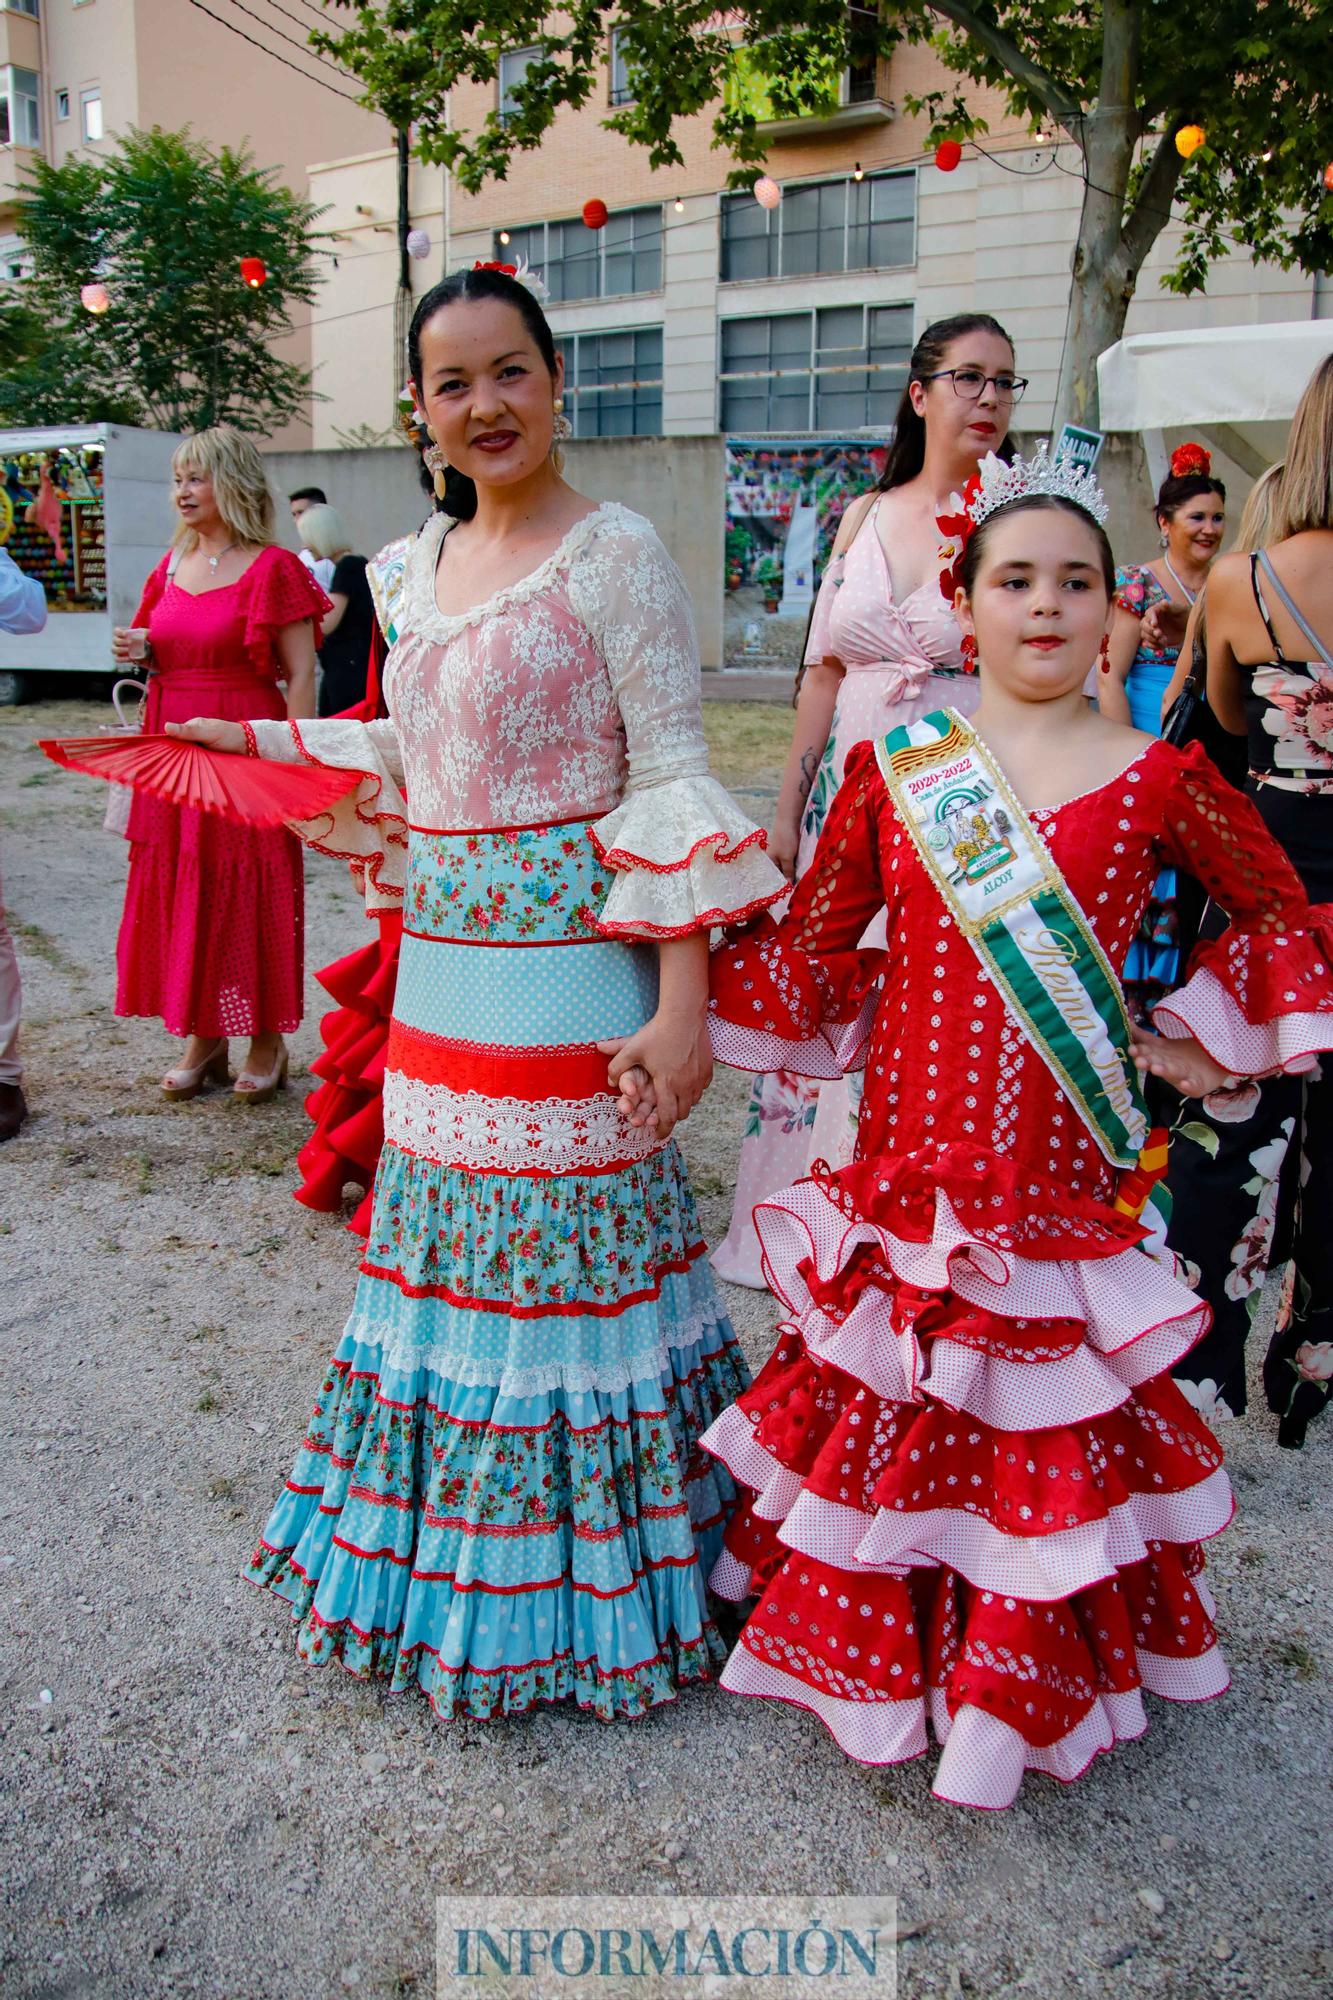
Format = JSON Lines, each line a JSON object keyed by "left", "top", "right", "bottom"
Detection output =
{"left": 923, "top": 0, "right": 1082, "bottom": 133}
{"left": 1121, "top": 125, "right": 1184, "bottom": 272}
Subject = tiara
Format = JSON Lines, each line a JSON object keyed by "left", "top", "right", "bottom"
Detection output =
{"left": 937, "top": 442, "right": 1109, "bottom": 603}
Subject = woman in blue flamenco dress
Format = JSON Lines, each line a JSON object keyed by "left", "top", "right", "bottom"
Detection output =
{"left": 173, "top": 264, "right": 784, "bottom": 1720}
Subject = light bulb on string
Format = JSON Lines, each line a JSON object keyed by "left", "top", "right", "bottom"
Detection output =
{"left": 852, "top": 161, "right": 864, "bottom": 182}
{"left": 498, "top": 230, "right": 511, "bottom": 245}
{"left": 673, "top": 197, "right": 684, "bottom": 212}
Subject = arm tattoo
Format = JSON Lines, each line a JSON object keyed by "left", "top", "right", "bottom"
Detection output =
{"left": 797, "top": 747, "right": 820, "bottom": 804}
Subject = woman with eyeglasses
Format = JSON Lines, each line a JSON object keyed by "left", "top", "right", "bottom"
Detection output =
{"left": 714, "top": 312, "right": 1023, "bottom": 1287}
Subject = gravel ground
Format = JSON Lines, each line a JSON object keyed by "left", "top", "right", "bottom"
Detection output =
{"left": 1, "top": 696, "right": 1329, "bottom": 2000}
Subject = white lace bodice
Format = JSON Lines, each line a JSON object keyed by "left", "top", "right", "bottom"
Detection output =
{"left": 252, "top": 501, "right": 784, "bottom": 936}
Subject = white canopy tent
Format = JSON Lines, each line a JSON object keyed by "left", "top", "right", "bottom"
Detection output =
{"left": 1097, "top": 320, "right": 1333, "bottom": 492}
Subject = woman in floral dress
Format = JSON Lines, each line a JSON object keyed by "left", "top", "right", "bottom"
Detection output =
{"left": 174, "top": 264, "right": 783, "bottom": 1718}
{"left": 1165, "top": 358, "right": 1333, "bottom": 1447}
{"left": 693, "top": 465, "right": 1333, "bottom": 1806}
{"left": 714, "top": 313, "right": 1023, "bottom": 1286}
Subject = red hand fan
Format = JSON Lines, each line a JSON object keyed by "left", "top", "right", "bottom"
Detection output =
{"left": 38, "top": 733, "right": 365, "bottom": 830}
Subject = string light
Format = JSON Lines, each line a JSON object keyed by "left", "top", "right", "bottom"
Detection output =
{"left": 673, "top": 197, "right": 684, "bottom": 211}
{"left": 498, "top": 229, "right": 511, "bottom": 244}
{"left": 852, "top": 161, "right": 864, "bottom": 182}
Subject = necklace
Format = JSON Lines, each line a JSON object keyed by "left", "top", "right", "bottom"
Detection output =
{"left": 1162, "top": 552, "right": 1201, "bottom": 604}
{"left": 204, "top": 540, "right": 239, "bottom": 574}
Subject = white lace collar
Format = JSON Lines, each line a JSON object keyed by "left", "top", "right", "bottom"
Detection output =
{"left": 402, "top": 502, "right": 615, "bottom": 639}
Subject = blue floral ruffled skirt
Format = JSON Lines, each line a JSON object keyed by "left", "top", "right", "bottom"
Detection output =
{"left": 248, "top": 817, "right": 748, "bottom": 1719}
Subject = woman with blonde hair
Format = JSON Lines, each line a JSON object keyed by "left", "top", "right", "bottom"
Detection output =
{"left": 1164, "top": 356, "right": 1333, "bottom": 1449}
{"left": 111, "top": 424, "right": 329, "bottom": 1100}
{"left": 296, "top": 504, "right": 376, "bottom": 717}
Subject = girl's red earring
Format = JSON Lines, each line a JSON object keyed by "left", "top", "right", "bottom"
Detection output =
{"left": 960, "top": 633, "right": 978, "bottom": 670}
{"left": 1098, "top": 633, "right": 1111, "bottom": 669}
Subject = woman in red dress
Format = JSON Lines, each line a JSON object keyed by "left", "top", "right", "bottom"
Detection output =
{"left": 112, "top": 427, "right": 328, "bottom": 1100}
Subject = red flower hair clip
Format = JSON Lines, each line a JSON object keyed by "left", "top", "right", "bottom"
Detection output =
{"left": 936, "top": 470, "right": 983, "bottom": 605}
{"left": 474, "top": 260, "right": 517, "bottom": 276}
{"left": 1170, "top": 440, "right": 1211, "bottom": 479}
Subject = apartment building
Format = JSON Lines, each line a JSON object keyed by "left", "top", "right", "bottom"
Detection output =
{"left": 306, "top": 32, "right": 1322, "bottom": 451}
{"left": 0, "top": 0, "right": 385, "bottom": 440}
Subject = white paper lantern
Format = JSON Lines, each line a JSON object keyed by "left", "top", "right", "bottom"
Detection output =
{"left": 405, "top": 228, "right": 431, "bottom": 260}
{"left": 754, "top": 176, "right": 781, "bottom": 210}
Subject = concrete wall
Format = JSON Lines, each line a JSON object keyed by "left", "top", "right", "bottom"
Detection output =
{"left": 262, "top": 434, "right": 727, "bottom": 666}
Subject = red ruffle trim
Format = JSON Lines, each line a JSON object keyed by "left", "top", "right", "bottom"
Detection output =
{"left": 1183, "top": 904, "right": 1333, "bottom": 1023}
{"left": 589, "top": 823, "right": 770, "bottom": 875}
{"left": 294, "top": 910, "right": 401, "bottom": 1238}
{"left": 595, "top": 886, "right": 786, "bottom": 941}
{"left": 286, "top": 719, "right": 407, "bottom": 903}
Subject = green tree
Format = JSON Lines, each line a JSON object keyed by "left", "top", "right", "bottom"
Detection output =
{"left": 310, "top": 0, "right": 1333, "bottom": 425}
{"left": 7, "top": 127, "right": 324, "bottom": 434}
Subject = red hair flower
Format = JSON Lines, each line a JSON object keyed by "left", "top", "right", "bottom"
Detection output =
{"left": 936, "top": 470, "right": 983, "bottom": 605}
{"left": 474, "top": 259, "right": 517, "bottom": 276}
{"left": 1170, "top": 440, "right": 1211, "bottom": 479}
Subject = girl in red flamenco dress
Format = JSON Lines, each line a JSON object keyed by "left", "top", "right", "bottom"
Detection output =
{"left": 292, "top": 543, "right": 409, "bottom": 1235}
{"left": 674, "top": 459, "right": 1333, "bottom": 1808}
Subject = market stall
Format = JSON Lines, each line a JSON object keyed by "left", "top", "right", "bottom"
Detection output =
{"left": 0, "top": 423, "right": 181, "bottom": 703}
{"left": 1097, "top": 320, "right": 1333, "bottom": 491}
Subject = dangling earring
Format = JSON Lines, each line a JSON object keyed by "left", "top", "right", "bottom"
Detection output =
{"left": 422, "top": 422, "right": 449, "bottom": 503}
{"left": 1159, "top": 528, "right": 1169, "bottom": 549}
{"left": 1097, "top": 632, "right": 1111, "bottom": 672}
{"left": 551, "top": 396, "right": 573, "bottom": 474}
{"left": 960, "top": 632, "right": 978, "bottom": 672}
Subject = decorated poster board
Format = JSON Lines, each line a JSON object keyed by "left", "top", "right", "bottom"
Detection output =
{"left": 723, "top": 437, "right": 887, "bottom": 672}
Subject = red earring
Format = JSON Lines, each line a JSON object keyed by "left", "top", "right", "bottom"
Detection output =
{"left": 960, "top": 633, "right": 978, "bottom": 671}
{"left": 1097, "top": 633, "right": 1111, "bottom": 670}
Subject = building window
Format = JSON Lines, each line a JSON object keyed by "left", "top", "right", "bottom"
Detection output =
{"left": 719, "top": 303, "right": 912, "bottom": 433}
{"left": 498, "top": 205, "right": 662, "bottom": 302}
{"left": 8, "top": 0, "right": 40, "bottom": 17}
{"left": 499, "top": 46, "right": 540, "bottom": 121}
{"left": 555, "top": 327, "right": 663, "bottom": 438}
{"left": 0, "top": 232, "right": 30, "bottom": 279}
{"left": 80, "top": 87, "right": 102, "bottom": 140}
{"left": 0, "top": 67, "right": 40, "bottom": 148}
{"left": 720, "top": 168, "right": 914, "bottom": 283}
{"left": 55, "top": 87, "right": 70, "bottom": 121}
{"left": 609, "top": 26, "right": 635, "bottom": 106}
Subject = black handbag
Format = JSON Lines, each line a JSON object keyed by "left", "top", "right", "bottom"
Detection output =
{"left": 1161, "top": 598, "right": 1247, "bottom": 789}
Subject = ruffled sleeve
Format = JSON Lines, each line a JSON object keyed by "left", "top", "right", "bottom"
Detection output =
{"left": 803, "top": 550, "right": 846, "bottom": 666}
{"left": 242, "top": 548, "right": 332, "bottom": 679}
{"left": 709, "top": 739, "right": 889, "bottom": 1077}
{"left": 248, "top": 714, "right": 407, "bottom": 910}
{"left": 568, "top": 508, "right": 785, "bottom": 938}
{"left": 132, "top": 553, "right": 170, "bottom": 629}
{"left": 1150, "top": 741, "right": 1333, "bottom": 1075}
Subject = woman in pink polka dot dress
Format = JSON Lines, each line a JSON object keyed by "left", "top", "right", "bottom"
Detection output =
{"left": 697, "top": 479, "right": 1333, "bottom": 1808}
{"left": 714, "top": 314, "right": 1022, "bottom": 1286}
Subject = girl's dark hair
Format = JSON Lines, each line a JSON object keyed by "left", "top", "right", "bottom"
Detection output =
{"left": 958, "top": 493, "right": 1116, "bottom": 599}
{"left": 1155, "top": 470, "right": 1226, "bottom": 524}
{"left": 877, "top": 313, "right": 1016, "bottom": 492}
{"left": 407, "top": 265, "right": 560, "bottom": 522}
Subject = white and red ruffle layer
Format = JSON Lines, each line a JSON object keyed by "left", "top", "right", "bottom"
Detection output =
{"left": 699, "top": 1163, "right": 1233, "bottom": 1810}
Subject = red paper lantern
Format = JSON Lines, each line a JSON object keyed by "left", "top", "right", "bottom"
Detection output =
{"left": 1174, "top": 124, "right": 1205, "bottom": 160}
{"left": 239, "top": 256, "right": 268, "bottom": 289}
{"left": 934, "top": 140, "right": 963, "bottom": 173}
{"left": 1324, "top": 161, "right": 1333, "bottom": 192}
{"left": 582, "top": 198, "right": 609, "bottom": 230}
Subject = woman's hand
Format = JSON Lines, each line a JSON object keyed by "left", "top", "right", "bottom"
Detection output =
{"left": 111, "top": 627, "right": 138, "bottom": 663}
{"left": 164, "top": 717, "right": 248, "bottom": 754}
{"left": 1142, "top": 599, "right": 1190, "bottom": 655}
{"left": 768, "top": 812, "right": 801, "bottom": 881}
{"left": 598, "top": 1006, "right": 712, "bottom": 1141}
{"left": 1130, "top": 1022, "right": 1233, "bottom": 1100}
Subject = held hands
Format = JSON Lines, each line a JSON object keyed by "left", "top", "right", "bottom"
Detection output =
{"left": 597, "top": 1005, "right": 713, "bottom": 1142}
{"left": 1130, "top": 1022, "right": 1234, "bottom": 1100}
{"left": 164, "top": 717, "right": 247, "bottom": 754}
{"left": 768, "top": 814, "right": 800, "bottom": 882}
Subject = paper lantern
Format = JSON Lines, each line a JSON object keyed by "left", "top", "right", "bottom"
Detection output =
{"left": 80, "top": 283, "right": 110, "bottom": 315}
{"left": 934, "top": 140, "right": 963, "bottom": 173}
{"left": 239, "top": 256, "right": 268, "bottom": 289}
{"left": 582, "top": 198, "right": 609, "bottom": 230}
{"left": 405, "top": 228, "right": 430, "bottom": 260}
{"left": 1324, "top": 161, "right": 1333, "bottom": 192}
{"left": 1174, "top": 124, "right": 1205, "bottom": 159}
{"left": 753, "top": 176, "right": 781, "bottom": 210}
